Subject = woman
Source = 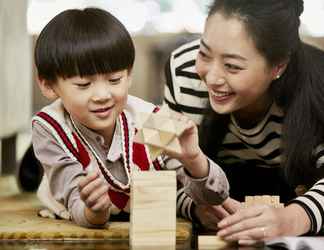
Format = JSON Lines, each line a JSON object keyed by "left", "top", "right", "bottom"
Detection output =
{"left": 164, "top": 0, "right": 324, "bottom": 245}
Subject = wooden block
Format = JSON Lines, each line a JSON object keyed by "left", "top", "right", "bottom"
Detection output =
{"left": 159, "top": 119, "right": 177, "bottom": 134}
{"left": 243, "top": 195, "right": 283, "bottom": 208}
{"left": 146, "top": 145, "right": 164, "bottom": 160}
{"left": 142, "top": 128, "right": 161, "bottom": 146}
{"left": 245, "top": 196, "right": 254, "bottom": 206}
{"left": 136, "top": 112, "right": 151, "bottom": 128}
{"left": 198, "top": 235, "right": 235, "bottom": 250}
{"left": 130, "top": 171, "right": 176, "bottom": 248}
{"left": 254, "top": 195, "right": 263, "bottom": 204}
{"left": 164, "top": 138, "right": 181, "bottom": 154}
{"left": 262, "top": 195, "right": 271, "bottom": 204}
{"left": 159, "top": 130, "right": 176, "bottom": 145}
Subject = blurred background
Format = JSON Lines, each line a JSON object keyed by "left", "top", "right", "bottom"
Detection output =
{"left": 1, "top": 0, "right": 324, "bottom": 177}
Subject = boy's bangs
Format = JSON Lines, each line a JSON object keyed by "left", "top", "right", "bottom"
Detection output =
{"left": 35, "top": 8, "right": 135, "bottom": 81}
{"left": 56, "top": 32, "right": 134, "bottom": 79}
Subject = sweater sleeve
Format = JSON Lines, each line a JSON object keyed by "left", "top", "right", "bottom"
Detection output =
{"left": 161, "top": 154, "right": 229, "bottom": 222}
{"left": 288, "top": 144, "right": 324, "bottom": 234}
{"left": 32, "top": 121, "right": 110, "bottom": 228}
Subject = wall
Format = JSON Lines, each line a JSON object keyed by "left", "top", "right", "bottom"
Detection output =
{"left": 0, "top": 0, "right": 32, "bottom": 138}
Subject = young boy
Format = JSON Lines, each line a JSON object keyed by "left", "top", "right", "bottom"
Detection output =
{"left": 32, "top": 7, "right": 229, "bottom": 228}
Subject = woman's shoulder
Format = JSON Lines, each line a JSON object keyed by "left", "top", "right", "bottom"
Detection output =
{"left": 170, "top": 39, "right": 200, "bottom": 67}
{"left": 167, "top": 38, "right": 206, "bottom": 92}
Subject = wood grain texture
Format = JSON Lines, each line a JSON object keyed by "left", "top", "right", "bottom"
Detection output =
{"left": 130, "top": 171, "right": 176, "bottom": 247}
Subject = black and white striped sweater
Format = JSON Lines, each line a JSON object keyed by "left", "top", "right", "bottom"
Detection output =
{"left": 164, "top": 39, "right": 324, "bottom": 234}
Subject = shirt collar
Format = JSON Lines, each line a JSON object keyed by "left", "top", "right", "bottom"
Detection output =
{"left": 71, "top": 117, "right": 123, "bottom": 162}
{"left": 106, "top": 121, "right": 122, "bottom": 162}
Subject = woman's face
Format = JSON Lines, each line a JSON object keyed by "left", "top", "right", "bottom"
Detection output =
{"left": 196, "top": 12, "right": 279, "bottom": 119}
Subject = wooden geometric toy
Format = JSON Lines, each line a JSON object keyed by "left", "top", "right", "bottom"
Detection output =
{"left": 134, "top": 105, "right": 187, "bottom": 160}
{"left": 244, "top": 195, "right": 284, "bottom": 208}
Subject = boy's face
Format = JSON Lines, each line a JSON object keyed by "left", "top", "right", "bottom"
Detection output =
{"left": 52, "top": 70, "right": 131, "bottom": 140}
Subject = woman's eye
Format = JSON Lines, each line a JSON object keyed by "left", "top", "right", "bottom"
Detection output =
{"left": 198, "top": 50, "right": 209, "bottom": 59}
{"left": 225, "top": 63, "right": 243, "bottom": 71}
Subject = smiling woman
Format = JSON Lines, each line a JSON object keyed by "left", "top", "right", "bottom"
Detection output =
{"left": 164, "top": 0, "right": 324, "bottom": 245}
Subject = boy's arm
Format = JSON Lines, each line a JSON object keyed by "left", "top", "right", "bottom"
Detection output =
{"left": 32, "top": 122, "right": 110, "bottom": 228}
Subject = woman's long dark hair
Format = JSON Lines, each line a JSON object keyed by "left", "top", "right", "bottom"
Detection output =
{"left": 199, "top": 0, "right": 324, "bottom": 187}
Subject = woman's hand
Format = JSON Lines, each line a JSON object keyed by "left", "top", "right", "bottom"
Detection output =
{"left": 217, "top": 203, "right": 311, "bottom": 246}
{"left": 195, "top": 198, "right": 242, "bottom": 230}
{"left": 163, "top": 111, "right": 200, "bottom": 161}
{"left": 78, "top": 171, "right": 111, "bottom": 224}
{"left": 162, "top": 111, "right": 209, "bottom": 178}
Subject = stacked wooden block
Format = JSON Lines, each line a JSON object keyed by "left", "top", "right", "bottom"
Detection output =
{"left": 130, "top": 171, "right": 176, "bottom": 249}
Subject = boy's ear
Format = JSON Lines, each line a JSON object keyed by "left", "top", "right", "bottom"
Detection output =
{"left": 37, "top": 76, "right": 58, "bottom": 100}
{"left": 127, "top": 70, "right": 133, "bottom": 88}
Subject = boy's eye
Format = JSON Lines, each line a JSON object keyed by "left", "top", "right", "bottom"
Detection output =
{"left": 109, "top": 77, "right": 122, "bottom": 84}
{"left": 75, "top": 82, "right": 91, "bottom": 88}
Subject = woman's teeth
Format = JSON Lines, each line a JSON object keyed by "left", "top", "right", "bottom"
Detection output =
{"left": 211, "top": 91, "right": 232, "bottom": 97}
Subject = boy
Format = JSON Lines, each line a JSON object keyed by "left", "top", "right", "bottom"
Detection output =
{"left": 33, "top": 7, "right": 229, "bottom": 228}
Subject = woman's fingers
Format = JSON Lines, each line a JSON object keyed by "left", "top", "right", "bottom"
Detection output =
{"left": 218, "top": 213, "right": 266, "bottom": 237}
{"left": 238, "top": 239, "right": 263, "bottom": 247}
{"left": 223, "top": 226, "right": 269, "bottom": 241}
{"left": 218, "top": 205, "right": 266, "bottom": 229}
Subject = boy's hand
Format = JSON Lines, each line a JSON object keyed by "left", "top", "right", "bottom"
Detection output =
{"left": 78, "top": 171, "right": 111, "bottom": 213}
{"left": 195, "top": 198, "right": 242, "bottom": 231}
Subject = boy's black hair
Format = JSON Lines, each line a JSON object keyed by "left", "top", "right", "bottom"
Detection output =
{"left": 35, "top": 8, "right": 135, "bottom": 82}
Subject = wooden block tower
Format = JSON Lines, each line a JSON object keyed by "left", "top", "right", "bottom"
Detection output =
{"left": 130, "top": 171, "right": 176, "bottom": 248}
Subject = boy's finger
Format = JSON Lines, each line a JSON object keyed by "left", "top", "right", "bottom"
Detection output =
{"left": 85, "top": 184, "right": 109, "bottom": 206}
{"left": 91, "top": 195, "right": 112, "bottom": 212}
{"left": 80, "top": 177, "right": 104, "bottom": 198}
{"left": 78, "top": 171, "right": 99, "bottom": 190}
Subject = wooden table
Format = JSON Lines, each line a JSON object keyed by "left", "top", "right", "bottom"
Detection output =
{"left": 0, "top": 176, "right": 192, "bottom": 249}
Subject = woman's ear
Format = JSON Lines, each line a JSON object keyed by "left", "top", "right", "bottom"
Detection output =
{"left": 272, "top": 59, "right": 289, "bottom": 80}
{"left": 37, "top": 76, "right": 58, "bottom": 101}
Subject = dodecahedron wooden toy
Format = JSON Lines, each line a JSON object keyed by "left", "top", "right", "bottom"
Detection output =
{"left": 134, "top": 105, "right": 188, "bottom": 160}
